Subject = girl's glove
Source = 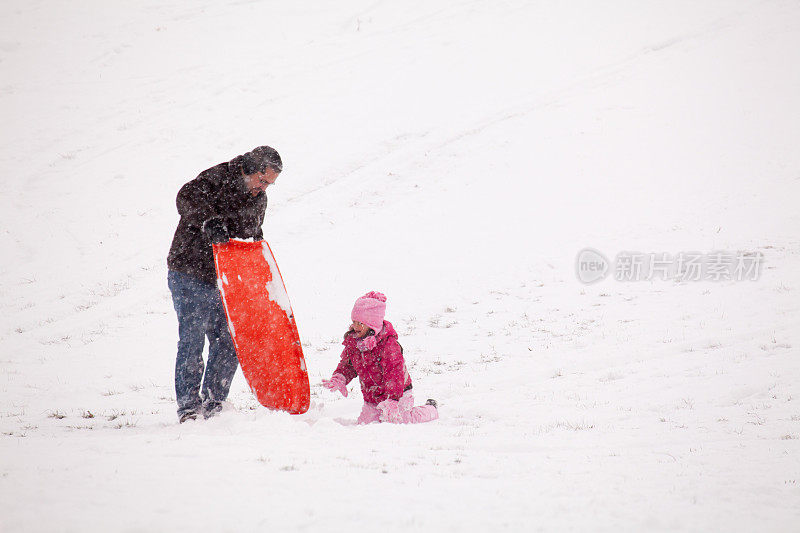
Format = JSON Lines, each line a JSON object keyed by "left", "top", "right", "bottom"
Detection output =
{"left": 322, "top": 373, "right": 348, "bottom": 397}
{"left": 377, "top": 399, "right": 403, "bottom": 423}
{"left": 377, "top": 395, "right": 414, "bottom": 423}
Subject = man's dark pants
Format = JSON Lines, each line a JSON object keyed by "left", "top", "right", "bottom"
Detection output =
{"left": 168, "top": 270, "right": 238, "bottom": 418}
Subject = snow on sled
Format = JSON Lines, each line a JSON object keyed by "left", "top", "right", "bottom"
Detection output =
{"left": 212, "top": 239, "right": 309, "bottom": 414}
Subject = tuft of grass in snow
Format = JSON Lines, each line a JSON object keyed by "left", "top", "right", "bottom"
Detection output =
{"left": 599, "top": 372, "right": 624, "bottom": 383}
{"left": 535, "top": 420, "right": 595, "bottom": 434}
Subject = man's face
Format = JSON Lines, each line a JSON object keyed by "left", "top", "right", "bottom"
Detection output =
{"left": 244, "top": 168, "right": 280, "bottom": 196}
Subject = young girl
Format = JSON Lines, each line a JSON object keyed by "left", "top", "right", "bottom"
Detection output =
{"left": 322, "top": 291, "right": 439, "bottom": 424}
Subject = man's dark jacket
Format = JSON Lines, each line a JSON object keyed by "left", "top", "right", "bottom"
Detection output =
{"left": 167, "top": 161, "right": 268, "bottom": 285}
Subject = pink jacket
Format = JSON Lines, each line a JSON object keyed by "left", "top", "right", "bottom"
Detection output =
{"left": 334, "top": 321, "right": 412, "bottom": 405}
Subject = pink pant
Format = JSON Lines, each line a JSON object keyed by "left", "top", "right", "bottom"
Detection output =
{"left": 357, "top": 391, "right": 439, "bottom": 425}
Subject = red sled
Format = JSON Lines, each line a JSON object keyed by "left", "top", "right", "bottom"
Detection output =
{"left": 212, "top": 239, "right": 309, "bottom": 414}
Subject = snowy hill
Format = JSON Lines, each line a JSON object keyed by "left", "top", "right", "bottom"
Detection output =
{"left": 1, "top": 1, "right": 799, "bottom": 531}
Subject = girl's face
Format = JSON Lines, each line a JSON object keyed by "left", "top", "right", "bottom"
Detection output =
{"left": 351, "top": 321, "right": 371, "bottom": 339}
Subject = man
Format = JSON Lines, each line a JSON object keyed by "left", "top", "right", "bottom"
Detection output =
{"left": 167, "top": 146, "right": 282, "bottom": 423}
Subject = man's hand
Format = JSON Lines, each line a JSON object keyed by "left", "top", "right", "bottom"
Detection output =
{"left": 202, "top": 217, "right": 229, "bottom": 244}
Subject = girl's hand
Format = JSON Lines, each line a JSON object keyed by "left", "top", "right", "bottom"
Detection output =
{"left": 322, "top": 373, "right": 348, "bottom": 397}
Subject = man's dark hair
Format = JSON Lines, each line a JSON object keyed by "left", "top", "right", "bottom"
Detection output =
{"left": 233, "top": 146, "right": 283, "bottom": 175}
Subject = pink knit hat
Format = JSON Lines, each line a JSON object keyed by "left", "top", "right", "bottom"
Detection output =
{"left": 351, "top": 291, "right": 387, "bottom": 333}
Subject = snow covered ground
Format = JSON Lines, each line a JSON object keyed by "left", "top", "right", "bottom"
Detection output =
{"left": 2, "top": 1, "right": 800, "bottom": 531}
